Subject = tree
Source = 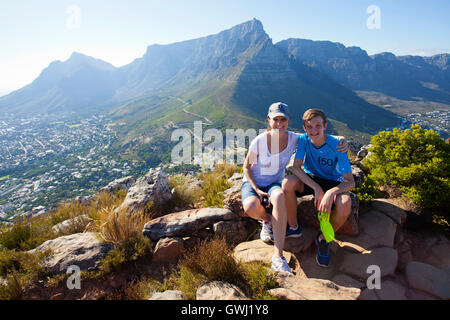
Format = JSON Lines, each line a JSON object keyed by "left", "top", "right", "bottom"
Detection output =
{"left": 364, "top": 124, "right": 450, "bottom": 214}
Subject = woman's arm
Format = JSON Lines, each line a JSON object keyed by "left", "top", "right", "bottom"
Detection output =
{"left": 243, "top": 150, "right": 267, "bottom": 201}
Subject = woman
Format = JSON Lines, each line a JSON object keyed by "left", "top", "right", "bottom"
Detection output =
{"left": 241, "top": 102, "right": 300, "bottom": 274}
{"left": 241, "top": 102, "right": 348, "bottom": 274}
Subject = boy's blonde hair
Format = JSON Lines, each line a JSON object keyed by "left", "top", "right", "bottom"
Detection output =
{"left": 302, "top": 108, "right": 327, "bottom": 126}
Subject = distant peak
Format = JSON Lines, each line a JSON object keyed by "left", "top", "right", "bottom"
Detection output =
{"left": 231, "top": 18, "right": 265, "bottom": 34}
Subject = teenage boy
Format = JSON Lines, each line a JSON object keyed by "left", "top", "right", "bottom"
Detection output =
{"left": 282, "top": 108, "right": 355, "bottom": 267}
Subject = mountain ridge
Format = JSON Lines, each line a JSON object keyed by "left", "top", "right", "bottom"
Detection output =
{"left": 1, "top": 19, "right": 448, "bottom": 149}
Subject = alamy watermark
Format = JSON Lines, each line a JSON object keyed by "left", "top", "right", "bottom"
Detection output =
{"left": 366, "top": 265, "right": 381, "bottom": 289}
{"left": 171, "top": 121, "right": 282, "bottom": 174}
{"left": 66, "top": 265, "right": 81, "bottom": 289}
{"left": 366, "top": 5, "right": 381, "bottom": 30}
{"left": 66, "top": 5, "right": 81, "bottom": 30}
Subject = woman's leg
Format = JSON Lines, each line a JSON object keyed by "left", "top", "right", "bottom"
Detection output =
{"left": 242, "top": 196, "right": 269, "bottom": 222}
{"left": 270, "top": 188, "right": 287, "bottom": 257}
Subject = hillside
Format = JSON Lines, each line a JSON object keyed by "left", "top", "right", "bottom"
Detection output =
{"left": 0, "top": 19, "right": 404, "bottom": 151}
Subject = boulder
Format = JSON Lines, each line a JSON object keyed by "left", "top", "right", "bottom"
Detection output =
{"left": 338, "top": 247, "right": 398, "bottom": 280}
{"left": 143, "top": 208, "right": 238, "bottom": 242}
{"left": 99, "top": 176, "right": 136, "bottom": 194}
{"left": 212, "top": 219, "right": 254, "bottom": 246}
{"left": 331, "top": 274, "right": 365, "bottom": 289}
{"left": 222, "top": 174, "right": 245, "bottom": 217}
{"left": 119, "top": 167, "right": 172, "bottom": 216}
{"left": 196, "top": 281, "right": 247, "bottom": 300}
{"left": 233, "top": 239, "right": 292, "bottom": 264}
{"left": 351, "top": 165, "right": 365, "bottom": 189}
{"left": 370, "top": 199, "right": 407, "bottom": 224}
{"left": 405, "top": 261, "right": 450, "bottom": 300}
{"left": 28, "top": 232, "right": 114, "bottom": 274}
{"left": 149, "top": 290, "right": 185, "bottom": 300}
{"left": 152, "top": 237, "right": 184, "bottom": 263}
{"left": 268, "top": 274, "right": 361, "bottom": 300}
{"left": 338, "top": 209, "right": 397, "bottom": 250}
{"left": 297, "top": 193, "right": 360, "bottom": 236}
{"left": 52, "top": 214, "right": 92, "bottom": 234}
{"left": 373, "top": 280, "right": 408, "bottom": 300}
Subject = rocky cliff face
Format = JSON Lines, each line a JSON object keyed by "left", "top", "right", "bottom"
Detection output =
{"left": 276, "top": 39, "right": 450, "bottom": 103}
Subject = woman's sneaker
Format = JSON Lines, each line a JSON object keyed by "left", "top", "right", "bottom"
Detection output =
{"left": 315, "top": 233, "right": 331, "bottom": 267}
{"left": 285, "top": 225, "right": 302, "bottom": 238}
{"left": 271, "top": 255, "right": 294, "bottom": 275}
{"left": 260, "top": 220, "right": 272, "bottom": 243}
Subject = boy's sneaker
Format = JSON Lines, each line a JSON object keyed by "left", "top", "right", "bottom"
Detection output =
{"left": 315, "top": 233, "right": 330, "bottom": 267}
{"left": 285, "top": 225, "right": 302, "bottom": 238}
{"left": 271, "top": 255, "right": 294, "bottom": 275}
{"left": 260, "top": 220, "right": 272, "bottom": 243}
{"left": 268, "top": 224, "right": 302, "bottom": 242}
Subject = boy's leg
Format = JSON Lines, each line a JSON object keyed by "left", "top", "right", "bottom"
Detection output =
{"left": 282, "top": 175, "right": 304, "bottom": 228}
{"left": 330, "top": 192, "right": 352, "bottom": 233}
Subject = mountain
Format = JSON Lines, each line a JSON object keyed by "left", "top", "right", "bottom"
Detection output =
{"left": 276, "top": 39, "right": 450, "bottom": 114}
{"left": 104, "top": 19, "right": 400, "bottom": 149}
{"left": 0, "top": 52, "right": 122, "bottom": 115}
{"left": 8, "top": 19, "right": 449, "bottom": 151}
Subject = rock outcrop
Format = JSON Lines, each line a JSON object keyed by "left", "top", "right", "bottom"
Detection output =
{"left": 268, "top": 274, "right": 361, "bottom": 300}
{"left": 28, "top": 232, "right": 115, "bottom": 274}
{"left": 142, "top": 207, "right": 239, "bottom": 242}
{"left": 196, "top": 281, "right": 247, "bottom": 300}
{"left": 119, "top": 167, "right": 172, "bottom": 216}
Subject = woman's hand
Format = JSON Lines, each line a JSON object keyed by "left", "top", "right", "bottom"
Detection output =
{"left": 336, "top": 136, "right": 349, "bottom": 153}
{"left": 256, "top": 189, "right": 269, "bottom": 203}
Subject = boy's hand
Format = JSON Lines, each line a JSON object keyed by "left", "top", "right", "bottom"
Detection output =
{"left": 313, "top": 186, "right": 324, "bottom": 209}
{"left": 318, "top": 190, "right": 335, "bottom": 213}
{"left": 336, "top": 136, "right": 348, "bottom": 153}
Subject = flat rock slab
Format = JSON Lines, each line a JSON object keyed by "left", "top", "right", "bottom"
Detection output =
{"left": 196, "top": 281, "right": 247, "bottom": 300}
{"left": 28, "top": 232, "right": 114, "bottom": 274}
{"left": 149, "top": 290, "right": 185, "bottom": 300}
{"left": 143, "top": 208, "right": 238, "bottom": 242}
{"left": 338, "top": 210, "right": 397, "bottom": 250}
{"left": 268, "top": 274, "right": 361, "bottom": 300}
{"left": 373, "top": 280, "right": 408, "bottom": 300}
{"left": 370, "top": 198, "right": 407, "bottom": 224}
{"left": 405, "top": 261, "right": 450, "bottom": 300}
{"left": 338, "top": 247, "right": 398, "bottom": 280}
{"left": 233, "top": 239, "right": 292, "bottom": 265}
{"left": 152, "top": 237, "right": 185, "bottom": 263}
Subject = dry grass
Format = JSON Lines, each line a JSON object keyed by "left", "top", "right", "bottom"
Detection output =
{"left": 162, "top": 237, "right": 278, "bottom": 300}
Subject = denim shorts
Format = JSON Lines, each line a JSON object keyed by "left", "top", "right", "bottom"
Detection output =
{"left": 241, "top": 181, "right": 282, "bottom": 204}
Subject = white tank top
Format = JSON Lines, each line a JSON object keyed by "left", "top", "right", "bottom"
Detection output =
{"left": 243, "top": 131, "right": 299, "bottom": 187}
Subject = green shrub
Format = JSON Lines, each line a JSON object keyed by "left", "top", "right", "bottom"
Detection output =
{"left": 96, "top": 235, "right": 152, "bottom": 276}
{"left": 352, "top": 176, "right": 383, "bottom": 206}
{"left": 364, "top": 124, "right": 450, "bottom": 215}
{"left": 0, "top": 247, "right": 51, "bottom": 300}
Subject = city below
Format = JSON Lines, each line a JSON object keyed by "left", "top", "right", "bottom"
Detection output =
{"left": 0, "top": 109, "right": 448, "bottom": 222}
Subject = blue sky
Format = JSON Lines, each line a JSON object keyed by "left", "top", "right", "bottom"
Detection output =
{"left": 1, "top": 0, "right": 449, "bottom": 95}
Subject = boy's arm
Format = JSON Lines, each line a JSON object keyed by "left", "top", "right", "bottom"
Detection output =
{"left": 318, "top": 172, "right": 355, "bottom": 213}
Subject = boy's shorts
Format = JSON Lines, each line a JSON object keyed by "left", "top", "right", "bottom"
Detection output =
{"left": 295, "top": 174, "right": 341, "bottom": 210}
{"left": 241, "top": 181, "right": 282, "bottom": 204}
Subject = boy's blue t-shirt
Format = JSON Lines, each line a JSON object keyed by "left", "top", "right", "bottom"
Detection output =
{"left": 294, "top": 133, "right": 352, "bottom": 182}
